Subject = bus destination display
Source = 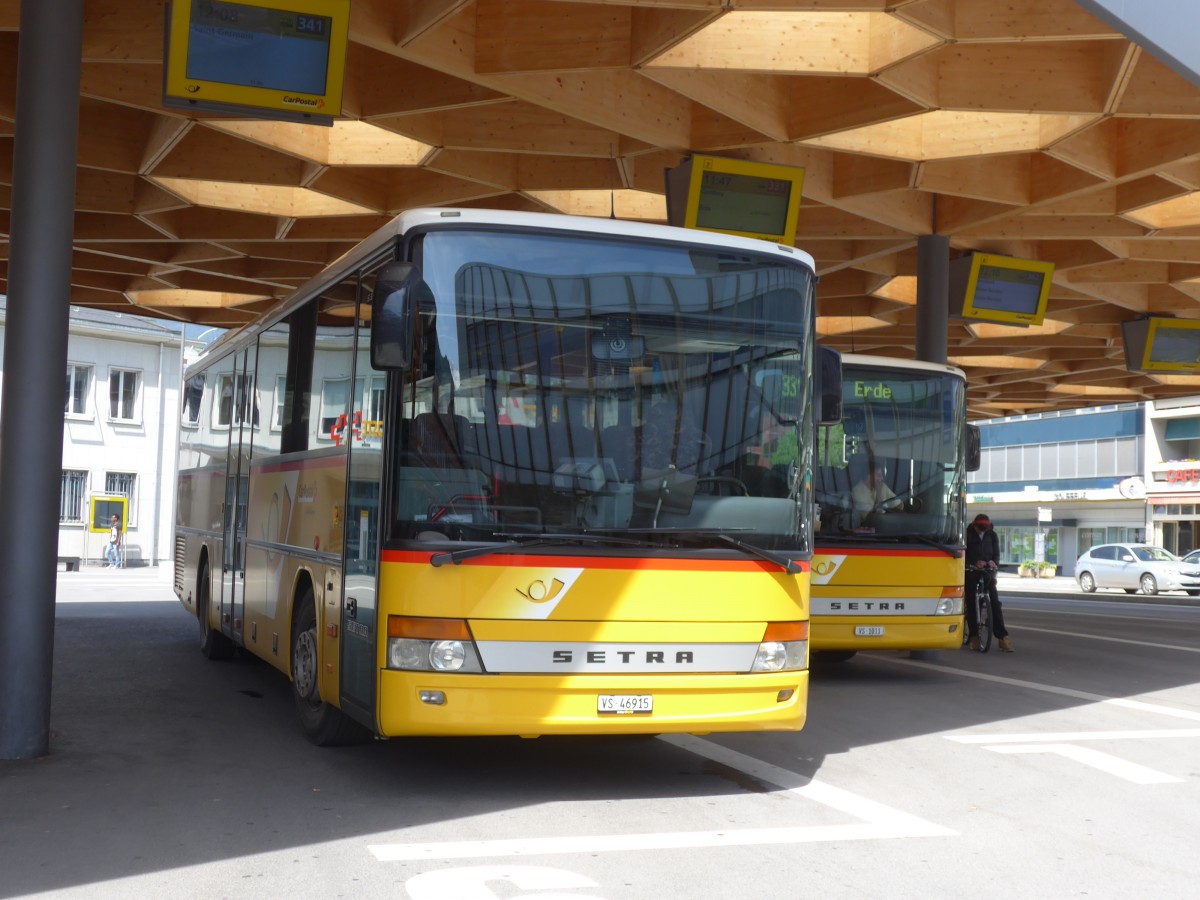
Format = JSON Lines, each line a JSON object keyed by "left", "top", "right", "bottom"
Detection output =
{"left": 694, "top": 171, "right": 792, "bottom": 237}
{"left": 186, "top": 0, "right": 332, "bottom": 95}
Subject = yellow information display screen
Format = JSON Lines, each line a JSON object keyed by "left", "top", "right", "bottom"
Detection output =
{"left": 89, "top": 497, "right": 127, "bottom": 533}
{"left": 164, "top": 0, "right": 350, "bottom": 124}
{"left": 665, "top": 155, "right": 805, "bottom": 246}
{"left": 1124, "top": 316, "right": 1200, "bottom": 373}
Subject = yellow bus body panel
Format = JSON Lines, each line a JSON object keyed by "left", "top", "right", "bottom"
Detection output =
{"left": 810, "top": 549, "right": 963, "bottom": 652}
{"left": 374, "top": 553, "right": 809, "bottom": 736}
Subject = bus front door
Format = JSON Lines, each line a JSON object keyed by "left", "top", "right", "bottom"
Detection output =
{"left": 220, "top": 348, "right": 254, "bottom": 644}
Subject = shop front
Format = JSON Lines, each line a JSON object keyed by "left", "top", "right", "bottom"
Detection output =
{"left": 967, "top": 483, "right": 1147, "bottom": 577}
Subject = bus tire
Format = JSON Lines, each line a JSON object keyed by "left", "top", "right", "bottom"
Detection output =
{"left": 291, "top": 588, "right": 369, "bottom": 746}
{"left": 197, "top": 561, "right": 235, "bottom": 661}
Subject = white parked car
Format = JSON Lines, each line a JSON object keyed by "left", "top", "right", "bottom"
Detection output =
{"left": 1075, "top": 544, "right": 1200, "bottom": 596}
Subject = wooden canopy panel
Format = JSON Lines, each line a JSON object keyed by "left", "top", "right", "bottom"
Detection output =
{"left": 5, "top": 0, "right": 1200, "bottom": 415}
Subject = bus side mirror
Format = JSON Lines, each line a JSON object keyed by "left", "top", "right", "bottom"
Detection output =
{"left": 370, "top": 262, "right": 421, "bottom": 370}
{"left": 814, "top": 345, "right": 842, "bottom": 426}
{"left": 966, "top": 424, "right": 981, "bottom": 472}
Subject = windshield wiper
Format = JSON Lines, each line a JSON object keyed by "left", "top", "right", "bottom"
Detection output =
{"left": 429, "top": 532, "right": 654, "bottom": 567}
{"left": 589, "top": 527, "right": 800, "bottom": 574}
{"left": 910, "top": 534, "right": 963, "bottom": 557}
{"left": 821, "top": 531, "right": 961, "bottom": 557}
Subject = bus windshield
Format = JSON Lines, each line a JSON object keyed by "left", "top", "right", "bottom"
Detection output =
{"left": 389, "top": 228, "right": 817, "bottom": 553}
{"left": 814, "top": 363, "right": 967, "bottom": 543}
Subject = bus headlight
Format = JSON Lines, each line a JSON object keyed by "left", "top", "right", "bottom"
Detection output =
{"left": 386, "top": 617, "right": 483, "bottom": 673}
{"left": 430, "top": 639, "right": 469, "bottom": 671}
{"left": 750, "top": 622, "right": 809, "bottom": 672}
{"left": 937, "top": 587, "right": 964, "bottom": 616}
{"left": 937, "top": 596, "right": 964, "bottom": 615}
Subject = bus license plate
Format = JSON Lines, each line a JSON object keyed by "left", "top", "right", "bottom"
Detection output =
{"left": 597, "top": 694, "right": 652, "bottom": 715}
{"left": 855, "top": 626, "right": 885, "bottom": 636}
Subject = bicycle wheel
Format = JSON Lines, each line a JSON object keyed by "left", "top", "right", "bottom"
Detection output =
{"left": 976, "top": 582, "right": 993, "bottom": 653}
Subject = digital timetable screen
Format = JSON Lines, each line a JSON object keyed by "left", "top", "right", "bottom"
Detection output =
{"left": 664, "top": 155, "right": 805, "bottom": 245}
{"left": 163, "top": 0, "right": 350, "bottom": 125}
{"left": 694, "top": 170, "right": 792, "bottom": 237}
{"left": 185, "top": 1, "right": 332, "bottom": 95}
{"left": 950, "top": 252, "right": 1054, "bottom": 327}
{"left": 1124, "top": 317, "right": 1200, "bottom": 373}
{"left": 970, "top": 263, "right": 1047, "bottom": 316}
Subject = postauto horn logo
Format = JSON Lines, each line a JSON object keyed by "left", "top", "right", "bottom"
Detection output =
{"left": 507, "top": 568, "right": 583, "bottom": 619}
{"left": 810, "top": 555, "right": 847, "bottom": 585}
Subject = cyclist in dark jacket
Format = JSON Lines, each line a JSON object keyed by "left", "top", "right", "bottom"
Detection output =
{"left": 965, "top": 513, "right": 1013, "bottom": 652}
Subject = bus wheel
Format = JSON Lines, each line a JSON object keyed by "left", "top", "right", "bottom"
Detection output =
{"left": 197, "top": 562, "right": 234, "bottom": 660}
{"left": 291, "top": 589, "right": 368, "bottom": 746}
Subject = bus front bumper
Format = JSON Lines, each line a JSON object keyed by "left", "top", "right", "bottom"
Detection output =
{"left": 810, "top": 617, "right": 963, "bottom": 652}
{"left": 376, "top": 670, "right": 808, "bottom": 737}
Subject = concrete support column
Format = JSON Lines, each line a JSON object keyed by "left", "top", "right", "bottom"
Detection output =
{"left": 0, "top": 0, "right": 85, "bottom": 759}
{"left": 916, "top": 233, "right": 949, "bottom": 365}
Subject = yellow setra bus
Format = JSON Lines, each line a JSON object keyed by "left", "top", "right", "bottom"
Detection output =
{"left": 174, "top": 208, "right": 838, "bottom": 743}
{"left": 811, "top": 354, "right": 980, "bottom": 662}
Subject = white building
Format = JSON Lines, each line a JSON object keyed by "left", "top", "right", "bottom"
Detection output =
{"left": 0, "top": 298, "right": 188, "bottom": 568}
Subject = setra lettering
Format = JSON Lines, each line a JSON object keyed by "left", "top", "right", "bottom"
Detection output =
{"left": 551, "top": 650, "right": 698, "bottom": 664}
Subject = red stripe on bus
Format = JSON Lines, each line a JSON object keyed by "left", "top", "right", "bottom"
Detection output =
{"left": 381, "top": 549, "right": 808, "bottom": 573}
{"left": 814, "top": 546, "right": 950, "bottom": 558}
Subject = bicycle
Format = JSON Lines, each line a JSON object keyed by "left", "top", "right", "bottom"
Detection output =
{"left": 963, "top": 568, "right": 993, "bottom": 653}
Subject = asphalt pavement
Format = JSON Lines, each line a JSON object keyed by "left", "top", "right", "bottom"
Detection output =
{"left": 3, "top": 563, "right": 1197, "bottom": 899}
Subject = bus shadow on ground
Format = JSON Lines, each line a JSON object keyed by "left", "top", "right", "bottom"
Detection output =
{"left": 2, "top": 600, "right": 1194, "bottom": 897}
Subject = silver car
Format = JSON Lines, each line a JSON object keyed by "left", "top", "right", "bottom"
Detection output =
{"left": 1075, "top": 543, "right": 1200, "bottom": 595}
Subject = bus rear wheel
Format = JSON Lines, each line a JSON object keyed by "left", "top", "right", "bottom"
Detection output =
{"left": 291, "top": 588, "right": 369, "bottom": 746}
{"left": 197, "top": 562, "right": 234, "bottom": 661}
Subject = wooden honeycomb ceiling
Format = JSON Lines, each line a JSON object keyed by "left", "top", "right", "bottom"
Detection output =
{"left": 5, "top": 0, "right": 1200, "bottom": 417}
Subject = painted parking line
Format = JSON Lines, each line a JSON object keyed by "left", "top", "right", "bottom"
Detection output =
{"left": 876, "top": 655, "right": 1200, "bottom": 723}
{"left": 1012, "top": 624, "right": 1200, "bottom": 654}
{"left": 948, "top": 728, "right": 1200, "bottom": 744}
{"left": 369, "top": 734, "right": 954, "bottom": 862}
{"left": 889, "top": 657, "right": 1200, "bottom": 783}
{"left": 983, "top": 743, "right": 1182, "bottom": 784}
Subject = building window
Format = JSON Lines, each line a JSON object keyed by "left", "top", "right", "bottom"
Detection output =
{"left": 60, "top": 470, "right": 88, "bottom": 523}
{"left": 105, "top": 472, "right": 137, "bottom": 526}
{"left": 1079, "top": 526, "right": 1144, "bottom": 552}
{"left": 996, "top": 526, "right": 1060, "bottom": 567}
{"left": 320, "top": 378, "right": 351, "bottom": 439}
{"left": 272, "top": 374, "right": 286, "bottom": 431}
{"left": 108, "top": 368, "right": 141, "bottom": 421}
{"left": 65, "top": 364, "right": 91, "bottom": 416}
{"left": 214, "top": 373, "right": 259, "bottom": 428}
{"left": 182, "top": 374, "right": 204, "bottom": 427}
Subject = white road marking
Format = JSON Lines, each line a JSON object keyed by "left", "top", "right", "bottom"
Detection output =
{"left": 877, "top": 655, "right": 1200, "bottom": 723}
{"left": 661, "top": 734, "right": 952, "bottom": 835}
{"left": 984, "top": 743, "right": 1182, "bottom": 784}
{"left": 1012, "top": 624, "right": 1200, "bottom": 654}
{"left": 948, "top": 728, "right": 1200, "bottom": 744}
{"left": 405, "top": 865, "right": 604, "bottom": 900}
{"left": 369, "top": 735, "right": 954, "bottom": 863}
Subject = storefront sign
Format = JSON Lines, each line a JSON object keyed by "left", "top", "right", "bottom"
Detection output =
{"left": 1166, "top": 468, "right": 1200, "bottom": 483}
